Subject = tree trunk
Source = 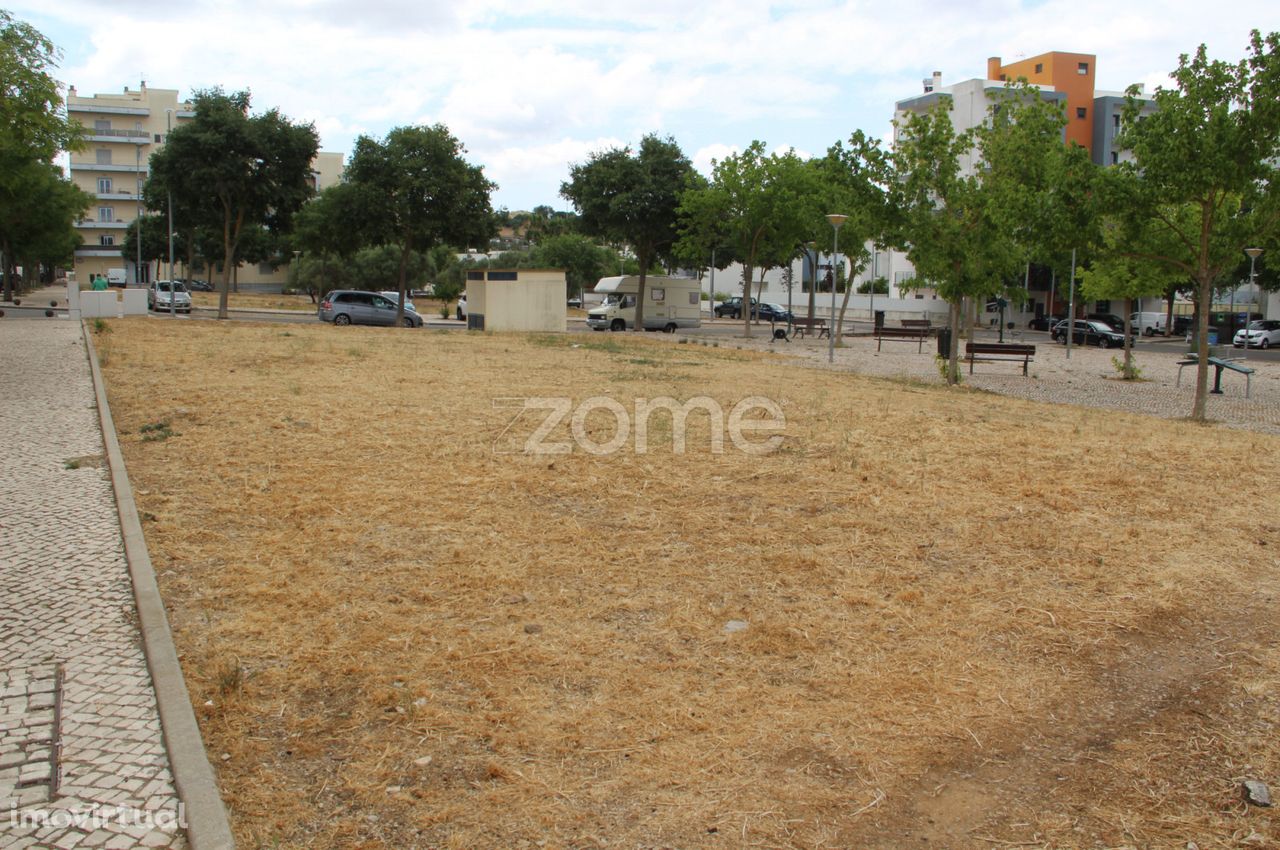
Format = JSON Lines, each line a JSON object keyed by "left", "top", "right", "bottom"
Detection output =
{"left": 740, "top": 264, "right": 754, "bottom": 339}
{"left": 1, "top": 240, "right": 12, "bottom": 302}
{"left": 946, "top": 298, "right": 961, "bottom": 385}
{"left": 806, "top": 252, "right": 816, "bottom": 323}
{"left": 633, "top": 246, "right": 649, "bottom": 332}
{"left": 395, "top": 240, "right": 411, "bottom": 325}
{"left": 1191, "top": 275, "right": 1211, "bottom": 421}
{"left": 754, "top": 271, "right": 766, "bottom": 325}
{"left": 1165, "top": 288, "right": 1176, "bottom": 337}
{"left": 1122, "top": 296, "right": 1136, "bottom": 379}
{"left": 836, "top": 268, "right": 857, "bottom": 341}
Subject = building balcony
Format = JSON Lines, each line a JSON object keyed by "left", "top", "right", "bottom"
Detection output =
{"left": 75, "top": 246, "right": 127, "bottom": 257}
{"left": 69, "top": 162, "right": 149, "bottom": 174}
{"left": 76, "top": 220, "right": 131, "bottom": 230}
{"left": 69, "top": 104, "right": 150, "bottom": 117}
{"left": 96, "top": 192, "right": 141, "bottom": 201}
{"left": 85, "top": 129, "right": 151, "bottom": 143}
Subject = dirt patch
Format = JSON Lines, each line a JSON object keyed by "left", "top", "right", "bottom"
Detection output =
{"left": 96, "top": 319, "right": 1280, "bottom": 849}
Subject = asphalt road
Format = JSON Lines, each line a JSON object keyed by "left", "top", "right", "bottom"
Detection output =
{"left": 7, "top": 306, "right": 1280, "bottom": 362}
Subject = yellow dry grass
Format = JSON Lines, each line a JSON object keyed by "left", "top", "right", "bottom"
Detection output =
{"left": 97, "top": 319, "right": 1280, "bottom": 849}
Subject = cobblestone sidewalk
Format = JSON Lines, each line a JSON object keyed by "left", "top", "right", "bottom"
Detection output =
{"left": 1, "top": 319, "right": 186, "bottom": 849}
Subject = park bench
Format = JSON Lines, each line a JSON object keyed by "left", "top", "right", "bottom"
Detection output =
{"left": 1176, "top": 354, "right": 1255, "bottom": 398}
{"left": 964, "top": 341, "right": 1036, "bottom": 375}
{"left": 875, "top": 326, "right": 929, "bottom": 353}
{"left": 901, "top": 318, "right": 933, "bottom": 334}
{"left": 790, "top": 317, "right": 828, "bottom": 339}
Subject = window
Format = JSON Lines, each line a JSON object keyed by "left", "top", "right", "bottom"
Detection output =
{"left": 258, "top": 262, "right": 273, "bottom": 275}
{"left": 99, "top": 235, "right": 114, "bottom": 246}
{"left": 1076, "top": 107, "right": 1087, "bottom": 119}
{"left": 487, "top": 271, "right": 518, "bottom": 281}
{"left": 95, "top": 149, "right": 112, "bottom": 165}
{"left": 688, "top": 291, "right": 699, "bottom": 306}
{"left": 1034, "top": 63, "right": 1043, "bottom": 74}
{"left": 650, "top": 288, "right": 665, "bottom": 303}
{"left": 97, "top": 177, "right": 113, "bottom": 194}
{"left": 466, "top": 270, "right": 484, "bottom": 280}
{"left": 1077, "top": 62, "right": 1089, "bottom": 75}
{"left": 97, "top": 207, "right": 114, "bottom": 222}
{"left": 1111, "top": 151, "right": 1118, "bottom": 165}
{"left": 1113, "top": 114, "right": 1121, "bottom": 130}
{"left": 94, "top": 119, "right": 110, "bottom": 132}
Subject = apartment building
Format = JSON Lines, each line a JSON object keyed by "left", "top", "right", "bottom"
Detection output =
{"left": 67, "top": 83, "right": 192, "bottom": 285}
{"left": 888, "top": 52, "right": 1158, "bottom": 318}
{"left": 67, "top": 82, "right": 345, "bottom": 288}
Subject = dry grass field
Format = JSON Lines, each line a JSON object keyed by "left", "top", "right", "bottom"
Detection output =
{"left": 97, "top": 319, "right": 1280, "bottom": 849}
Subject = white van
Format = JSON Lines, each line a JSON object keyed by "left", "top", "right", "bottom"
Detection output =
{"left": 586, "top": 276, "right": 702, "bottom": 332}
{"left": 1130, "top": 311, "right": 1168, "bottom": 336}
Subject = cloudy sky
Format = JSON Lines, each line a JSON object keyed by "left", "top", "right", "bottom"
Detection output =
{"left": 19, "top": 0, "right": 1274, "bottom": 212}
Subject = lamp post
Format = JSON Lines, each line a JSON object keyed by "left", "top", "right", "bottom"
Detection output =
{"left": 826, "top": 214, "right": 847, "bottom": 363}
{"left": 166, "top": 109, "right": 176, "bottom": 317}
{"left": 1244, "top": 247, "right": 1263, "bottom": 360}
{"left": 135, "top": 144, "right": 142, "bottom": 287}
{"left": 709, "top": 247, "right": 716, "bottom": 321}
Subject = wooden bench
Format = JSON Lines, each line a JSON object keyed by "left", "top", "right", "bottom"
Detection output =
{"left": 875, "top": 326, "right": 929, "bottom": 353}
{"left": 965, "top": 342, "right": 1035, "bottom": 375}
{"left": 790, "top": 317, "right": 828, "bottom": 339}
{"left": 901, "top": 318, "right": 933, "bottom": 334}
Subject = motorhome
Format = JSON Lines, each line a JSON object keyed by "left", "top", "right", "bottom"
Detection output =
{"left": 585, "top": 276, "right": 702, "bottom": 332}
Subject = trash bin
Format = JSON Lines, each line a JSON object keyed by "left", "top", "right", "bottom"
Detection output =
{"left": 874, "top": 310, "right": 885, "bottom": 329}
{"left": 936, "top": 327, "right": 951, "bottom": 357}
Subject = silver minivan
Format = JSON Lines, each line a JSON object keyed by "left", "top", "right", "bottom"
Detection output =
{"left": 319, "top": 290, "right": 423, "bottom": 327}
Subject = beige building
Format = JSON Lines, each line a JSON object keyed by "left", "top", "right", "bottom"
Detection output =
{"left": 67, "top": 81, "right": 344, "bottom": 288}
{"left": 465, "top": 269, "right": 567, "bottom": 332}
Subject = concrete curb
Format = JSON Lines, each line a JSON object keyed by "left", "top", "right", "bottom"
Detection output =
{"left": 81, "top": 321, "right": 236, "bottom": 850}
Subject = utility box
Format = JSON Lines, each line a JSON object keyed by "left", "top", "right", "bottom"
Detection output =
{"left": 464, "top": 269, "right": 567, "bottom": 332}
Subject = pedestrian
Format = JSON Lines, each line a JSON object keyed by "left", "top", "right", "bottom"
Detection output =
{"left": 91, "top": 274, "right": 107, "bottom": 291}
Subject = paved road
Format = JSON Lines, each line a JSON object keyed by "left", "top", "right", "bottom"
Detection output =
{"left": 0, "top": 318, "right": 188, "bottom": 849}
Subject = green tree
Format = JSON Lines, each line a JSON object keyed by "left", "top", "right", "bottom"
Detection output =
{"left": 0, "top": 12, "right": 85, "bottom": 297}
{"left": 147, "top": 89, "right": 318, "bottom": 318}
{"left": 0, "top": 160, "right": 90, "bottom": 290}
{"left": 561, "top": 134, "right": 696, "bottom": 331}
{"left": 678, "top": 141, "right": 823, "bottom": 337}
{"left": 530, "top": 233, "right": 614, "bottom": 298}
{"left": 819, "top": 131, "right": 896, "bottom": 338}
{"left": 893, "top": 104, "right": 1021, "bottom": 383}
{"left": 345, "top": 124, "right": 496, "bottom": 323}
{"left": 1112, "top": 32, "right": 1280, "bottom": 420}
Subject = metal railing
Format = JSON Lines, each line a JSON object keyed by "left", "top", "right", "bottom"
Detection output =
{"left": 88, "top": 128, "right": 151, "bottom": 139}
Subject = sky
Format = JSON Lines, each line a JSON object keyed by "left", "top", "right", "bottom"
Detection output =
{"left": 18, "top": 0, "right": 1277, "bottom": 212}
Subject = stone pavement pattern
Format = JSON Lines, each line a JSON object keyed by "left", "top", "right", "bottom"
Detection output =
{"left": 0, "top": 320, "right": 186, "bottom": 848}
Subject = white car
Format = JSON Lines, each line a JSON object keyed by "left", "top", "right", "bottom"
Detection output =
{"left": 378, "top": 291, "right": 416, "bottom": 312}
{"left": 456, "top": 296, "right": 467, "bottom": 321}
{"left": 1233, "top": 320, "right": 1280, "bottom": 349}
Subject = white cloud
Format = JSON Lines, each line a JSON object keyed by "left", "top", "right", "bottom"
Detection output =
{"left": 16, "top": 0, "right": 1275, "bottom": 209}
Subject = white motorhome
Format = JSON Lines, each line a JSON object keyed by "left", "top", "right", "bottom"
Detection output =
{"left": 586, "top": 276, "right": 702, "bottom": 332}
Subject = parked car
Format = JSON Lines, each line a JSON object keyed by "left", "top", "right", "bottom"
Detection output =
{"left": 755, "top": 303, "right": 794, "bottom": 323}
{"left": 1086, "top": 313, "right": 1127, "bottom": 332}
{"left": 318, "top": 290, "right": 423, "bottom": 327}
{"left": 1233, "top": 319, "right": 1280, "bottom": 349}
{"left": 456, "top": 295, "right": 467, "bottom": 321}
{"left": 567, "top": 295, "right": 583, "bottom": 309}
{"left": 185, "top": 278, "right": 214, "bottom": 292}
{"left": 1172, "top": 315, "right": 1193, "bottom": 336}
{"left": 1051, "top": 319, "right": 1134, "bottom": 348}
{"left": 378, "top": 291, "right": 417, "bottom": 312}
{"left": 1028, "top": 314, "right": 1065, "bottom": 331}
{"left": 147, "top": 280, "right": 192, "bottom": 313}
{"left": 715, "top": 296, "right": 758, "bottom": 319}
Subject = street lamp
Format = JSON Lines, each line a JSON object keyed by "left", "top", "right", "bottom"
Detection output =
{"left": 166, "top": 109, "right": 176, "bottom": 317}
{"left": 1244, "top": 247, "right": 1263, "bottom": 359}
{"left": 826, "top": 214, "right": 848, "bottom": 363}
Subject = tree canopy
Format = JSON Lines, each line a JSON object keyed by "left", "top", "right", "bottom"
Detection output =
{"left": 344, "top": 124, "right": 496, "bottom": 321}
{"left": 1109, "top": 30, "right": 1280, "bottom": 420}
{"left": 561, "top": 134, "right": 696, "bottom": 330}
{"left": 146, "top": 88, "right": 318, "bottom": 318}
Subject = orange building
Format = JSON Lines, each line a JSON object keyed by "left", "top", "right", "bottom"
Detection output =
{"left": 987, "top": 52, "right": 1097, "bottom": 153}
